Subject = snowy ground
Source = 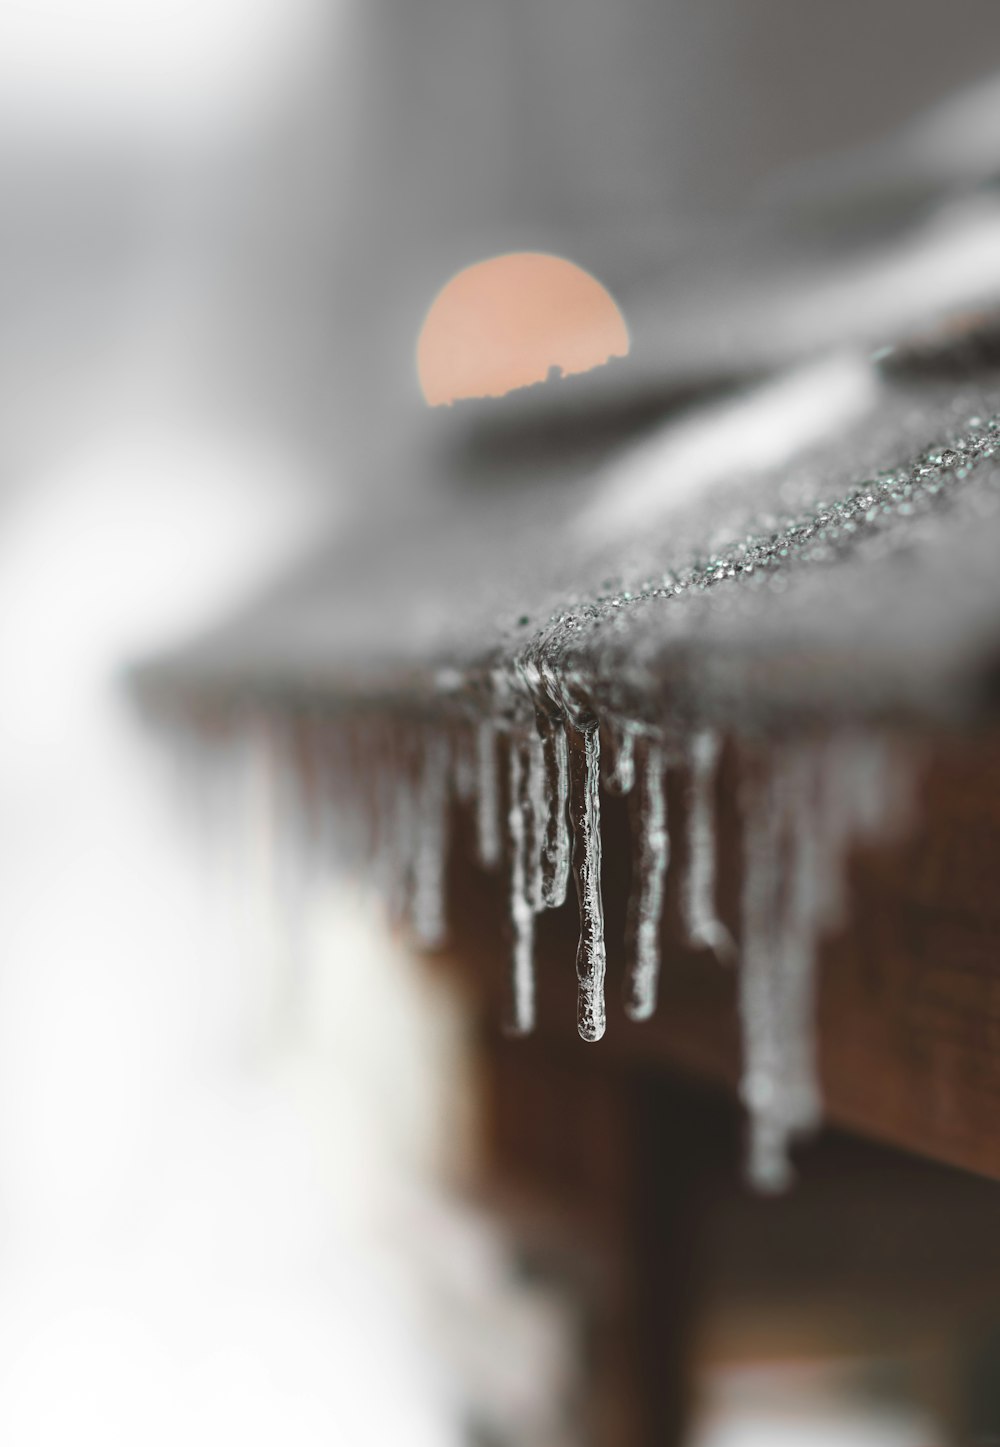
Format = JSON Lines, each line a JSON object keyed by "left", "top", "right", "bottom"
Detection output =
{"left": 0, "top": 426, "right": 469, "bottom": 1445}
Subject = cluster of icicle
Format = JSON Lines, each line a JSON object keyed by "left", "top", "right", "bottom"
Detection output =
{"left": 164, "top": 699, "right": 913, "bottom": 1192}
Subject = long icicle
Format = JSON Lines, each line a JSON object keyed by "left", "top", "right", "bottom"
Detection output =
{"left": 738, "top": 732, "right": 916, "bottom": 1192}
{"left": 507, "top": 736, "right": 536, "bottom": 1034}
{"left": 411, "top": 730, "right": 450, "bottom": 949}
{"left": 475, "top": 719, "right": 501, "bottom": 869}
{"left": 682, "top": 727, "right": 734, "bottom": 958}
{"left": 527, "top": 728, "right": 547, "bottom": 912}
{"left": 451, "top": 721, "right": 478, "bottom": 804}
{"left": 570, "top": 726, "right": 607, "bottom": 1042}
{"left": 377, "top": 726, "right": 417, "bottom": 928}
{"left": 738, "top": 754, "right": 789, "bottom": 1192}
{"left": 604, "top": 724, "right": 637, "bottom": 796}
{"left": 624, "top": 743, "right": 669, "bottom": 1022}
{"left": 537, "top": 715, "right": 570, "bottom": 909}
{"left": 739, "top": 743, "right": 828, "bottom": 1192}
{"left": 777, "top": 744, "right": 824, "bottom": 1148}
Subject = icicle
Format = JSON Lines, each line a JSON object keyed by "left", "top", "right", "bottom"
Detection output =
{"left": 526, "top": 728, "right": 547, "bottom": 911}
{"left": 807, "top": 733, "right": 871, "bottom": 932}
{"left": 373, "top": 726, "right": 417, "bottom": 923}
{"left": 809, "top": 731, "right": 914, "bottom": 933}
{"left": 769, "top": 746, "right": 827, "bottom": 1151}
{"left": 411, "top": 730, "right": 450, "bottom": 949}
{"left": 506, "top": 738, "right": 537, "bottom": 1034}
{"left": 739, "top": 744, "right": 829, "bottom": 1192}
{"left": 736, "top": 728, "right": 921, "bottom": 1193}
{"left": 235, "top": 709, "right": 318, "bottom": 1027}
{"left": 772, "top": 747, "right": 825, "bottom": 1148}
{"left": 296, "top": 713, "right": 331, "bottom": 863}
{"left": 475, "top": 720, "right": 502, "bottom": 869}
{"left": 681, "top": 727, "right": 734, "bottom": 958}
{"left": 738, "top": 757, "right": 790, "bottom": 1192}
{"left": 335, "top": 716, "right": 378, "bottom": 870}
{"left": 264, "top": 712, "right": 325, "bottom": 901}
{"left": 452, "top": 723, "right": 478, "bottom": 804}
{"left": 840, "top": 731, "right": 915, "bottom": 845}
{"left": 570, "top": 726, "right": 607, "bottom": 1042}
{"left": 624, "top": 743, "right": 669, "bottom": 1022}
{"left": 537, "top": 715, "right": 570, "bottom": 910}
{"left": 604, "top": 723, "right": 637, "bottom": 796}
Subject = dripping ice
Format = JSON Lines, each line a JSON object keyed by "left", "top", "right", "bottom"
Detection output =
{"left": 537, "top": 716, "right": 571, "bottom": 910}
{"left": 506, "top": 737, "right": 537, "bottom": 1034}
{"left": 411, "top": 730, "right": 451, "bottom": 950}
{"left": 160, "top": 698, "right": 915, "bottom": 1195}
{"left": 570, "top": 727, "right": 607, "bottom": 1043}
{"left": 475, "top": 720, "right": 502, "bottom": 869}
{"left": 624, "top": 742, "right": 669, "bottom": 1023}
{"left": 604, "top": 723, "right": 636, "bottom": 796}
{"left": 738, "top": 732, "right": 913, "bottom": 1192}
{"left": 681, "top": 728, "right": 733, "bottom": 960}
{"left": 501, "top": 717, "right": 575, "bottom": 1036}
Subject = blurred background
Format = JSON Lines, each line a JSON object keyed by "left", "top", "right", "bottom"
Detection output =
{"left": 4, "top": 1, "right": 1000, "bottom": 1443}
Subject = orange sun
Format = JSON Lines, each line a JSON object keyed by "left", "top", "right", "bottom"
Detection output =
{"left": 417, "top": 251, "right": 629, "bottom": 406}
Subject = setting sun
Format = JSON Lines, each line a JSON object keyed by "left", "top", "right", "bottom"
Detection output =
{"left": 417, "top": 251, "right": 629, "bottom": 406}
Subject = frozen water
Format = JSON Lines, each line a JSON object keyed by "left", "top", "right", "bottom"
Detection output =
{"left": 410, "top": 731, "right": 450, "bottom": 950}
{"left": 153, "top": 687, "right": 921, "bottom": 1192}
{"left": 475, "top": 720, "right": 502, "bottom": 870}
{"left": 624, "top": 743, "right": 669, "bottom": 1022}
{"left": 681, "top": 728, "right": 734, "bottom": 960}
{"left": 138, "top": 350, "right": 988, "bottom": 1194}
{"left": 739, "top": 753, "right": 795, "bottom": 1193}
{"left": 373, "top": 730, "right": 418, "bottom": 928}
{"left": 570, "top": 727, "right": 607, "bottom": 1043}
{"left": 506, "top": 738, "right": 537, "bottom": 1035}
{"left": 738, "top": 733, "right": 912, "bottom": 1191}
{"left": 604, "top": 723, "right": 636, "bottom": 795}
{"left": 526, "top": 728, "right": 548, "bottom": 912}
{"left": 537, "top": 716, "right": 571, "bottom": 910}
{"left": 452, "top": 723, "right": 478, "bottom": 803}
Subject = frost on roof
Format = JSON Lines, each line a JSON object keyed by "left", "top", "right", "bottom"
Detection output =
{"left": 133, "top": 348, "right": 1000, "bottom": 1190}
{"left": 140, "top": 357, "right": 1000, "bottom": 728}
